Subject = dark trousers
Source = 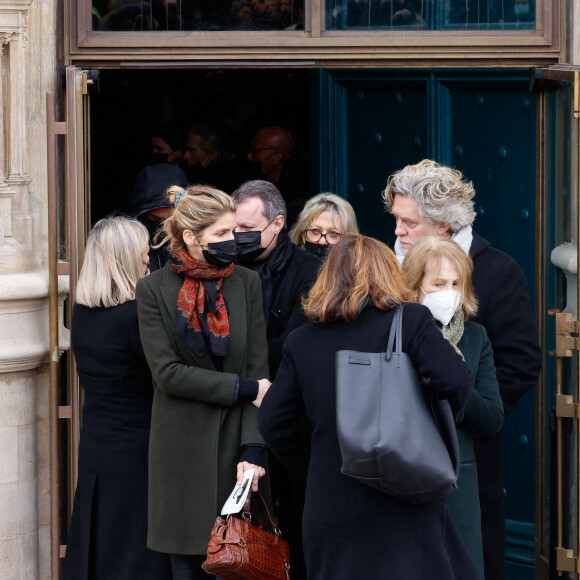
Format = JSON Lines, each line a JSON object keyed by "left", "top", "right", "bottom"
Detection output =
{"left": 269, "top": 453, "right": 307, "bottom": 580}
{"left": 169, "top": 554, "right": 216, "bottom": 580}
{"left": 474, "top": 433, "right": 506, "bottom": 580}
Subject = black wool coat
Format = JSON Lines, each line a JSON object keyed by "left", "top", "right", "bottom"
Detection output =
{"left": 259, "top": 304, "right": 483, "bottom": 580}
{"left": 446, "top": 320, "right": 504, "bottom": 573}
{"left": 469, "top": 233, "right": 542, "bottom": 580}
{"left": 259, "top": 242, "right": 321, "bottom": 377}
{"left": 62, "top": 301, "right": 171, "bottom": 580}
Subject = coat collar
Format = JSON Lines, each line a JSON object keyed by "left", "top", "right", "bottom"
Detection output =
{"left": 159, "top": 263, "right": 245, "bottom": 373}
{"left": 469, "top": 232, "right": 491, "bottom": 259}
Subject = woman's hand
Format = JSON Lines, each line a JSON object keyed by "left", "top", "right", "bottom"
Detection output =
{"left": 237, "top": 461, "right": 266, "bottom": 492}
{"left": 252, "top": 378, "right": 271, "bottom": 408}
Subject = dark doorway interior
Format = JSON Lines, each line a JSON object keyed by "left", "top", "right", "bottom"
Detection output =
{"left": 90, "top": 69, "right": 312, "bottom": 222}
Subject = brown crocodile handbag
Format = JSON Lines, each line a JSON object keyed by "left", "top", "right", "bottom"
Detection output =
{"left": 201, "top": 491, "right": 291, "bottom": 580}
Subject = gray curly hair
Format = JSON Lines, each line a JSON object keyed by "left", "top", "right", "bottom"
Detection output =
{"left": 382, "top": 159, "right": 476, "bottom": 232}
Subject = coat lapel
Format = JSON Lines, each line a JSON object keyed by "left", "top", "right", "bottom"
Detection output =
{"left": 221, "top": 271, "right": 246, "bottom": 374}
{"left": 160, "top": 265, "right": 214, "bottom": 370}
{"left": 159, "top": 264, "right": 246, "bottom": 373}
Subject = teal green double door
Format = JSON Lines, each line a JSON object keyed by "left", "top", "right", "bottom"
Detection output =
{"left": 315, "top": 69, "right": 538, "bottom": 578}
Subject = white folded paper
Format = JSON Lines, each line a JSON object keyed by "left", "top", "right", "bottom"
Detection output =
{"left": 221, "top": 468, "right": 255, "bottom": 515}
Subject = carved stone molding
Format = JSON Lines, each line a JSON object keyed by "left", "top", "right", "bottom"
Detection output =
{"left": 0, "top": 272, "right": 70, "bottom": 373}
{"left": 0, "top": 6, "right": 32, "bottom": 268}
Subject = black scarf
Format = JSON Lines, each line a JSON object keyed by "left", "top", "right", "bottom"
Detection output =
{"left": 248, "top": 229, "right": 293, "bottom": 326}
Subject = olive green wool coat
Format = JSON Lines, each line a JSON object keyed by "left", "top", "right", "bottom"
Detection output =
{"left": 136, "top": 263, "right": 269, "bottom": 555}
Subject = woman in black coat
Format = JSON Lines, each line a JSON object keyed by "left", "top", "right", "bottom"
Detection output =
{"left": 62, "top": 217, "right": 171, "bottom": 580}
{"left": 259, "top": 235, "right": 484, "bottom": 580}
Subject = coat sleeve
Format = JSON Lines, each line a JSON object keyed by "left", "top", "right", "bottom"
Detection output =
{"left": 128, "top": 303, "right": 149, "bottom": 366}
{"left": 258, "top": 337, "right": 310, "bottom": 480}
{"left": 479, "top": 258, "right": 541, "bottom": 414}
{"left": 136, "top": 277, "right": 238, "bottom": 406}
{"left": 459, "top": 325, "right": 504, "bottom": 437}
{"left": 405, "top": 305, "right": 474, "bottom": 421}
{"left": 240, "top": 271, "right": 269, "bottom": 447}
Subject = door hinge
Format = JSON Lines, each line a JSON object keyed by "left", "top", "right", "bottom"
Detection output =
{"left": 557, "top": 547, "right": 580, "bottom": 573}
{"left": 551, "top": 311, "right": 580, "bottom": 357}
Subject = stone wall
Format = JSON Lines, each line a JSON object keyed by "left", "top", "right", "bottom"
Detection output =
{"left": 0, "top": 0, "right": 56, "bottom": 575}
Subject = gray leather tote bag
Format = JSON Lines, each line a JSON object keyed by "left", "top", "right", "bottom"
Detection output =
{"left": 335, "top": 306, "right": 460, "bottom": 503}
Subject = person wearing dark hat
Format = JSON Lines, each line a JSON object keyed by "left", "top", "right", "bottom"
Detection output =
{"left": 126, "top": 163, "right": 188, "bottom": 272}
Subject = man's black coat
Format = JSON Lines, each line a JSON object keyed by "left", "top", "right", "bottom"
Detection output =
{"left": 469, "top": 232, "right": 542, "bottom": 580}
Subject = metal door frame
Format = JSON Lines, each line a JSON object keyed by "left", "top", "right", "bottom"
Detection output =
{"left": 533, "top": 64, "right": 580, "bottom": 579}
{"left": 47, "top": 65, "right": 92, "bottom": 578}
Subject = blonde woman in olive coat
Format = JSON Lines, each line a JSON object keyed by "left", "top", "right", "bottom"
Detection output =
{"left": 136, "top": 184, "right": 270, "bottom": 579}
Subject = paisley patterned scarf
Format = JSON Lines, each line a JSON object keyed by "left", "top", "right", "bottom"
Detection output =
{"left": 441, "top": 309, "right": 465, "bottom": 359}
{"left": 170, "top": 248, "right": 234, "bottom": 358}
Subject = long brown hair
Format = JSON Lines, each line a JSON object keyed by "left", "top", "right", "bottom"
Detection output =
{"left": 303, "top": 234, "right": 413, "bottom": 324}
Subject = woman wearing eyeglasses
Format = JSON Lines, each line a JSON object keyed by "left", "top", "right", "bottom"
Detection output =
{"left": 289, "top": 193, "right": 359, "bottom": 258}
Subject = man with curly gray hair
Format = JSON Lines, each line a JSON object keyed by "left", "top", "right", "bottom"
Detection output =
{"left": 383, "top": 159, "right": 477, "bottom": 256}
{"left": 383, "top": 159, "right": 541, "bottom": 580}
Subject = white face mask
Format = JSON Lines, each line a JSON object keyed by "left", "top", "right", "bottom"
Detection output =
{"left": 420, "top": 288, "right": 462, "bottom": 326}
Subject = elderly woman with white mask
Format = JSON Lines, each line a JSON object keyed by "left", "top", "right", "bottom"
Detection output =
{"left": 402, "top": 236, "right": 504, "bottom": 573}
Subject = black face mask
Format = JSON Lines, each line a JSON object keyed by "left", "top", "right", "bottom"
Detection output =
{"left": 234, "top": 231, "right": 266, "bottom": 264}
{"left": 304, "top": 241, "right": 330, "bottom": 259}
{"left": 201, "top": 239, "right": 238, "bottom": 268}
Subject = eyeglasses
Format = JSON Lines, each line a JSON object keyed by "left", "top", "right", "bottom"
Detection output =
{"left": 304, "top": 229, "right": 342, "bottom": 243}
{"left": 248, "top": 146, "right": 278, "bottom": 157}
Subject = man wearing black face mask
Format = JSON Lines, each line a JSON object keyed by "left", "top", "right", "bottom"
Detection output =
{"left": 232, "top": 180, "right": 321, "bottom": 376}
{"left": 126, "top": 163, "right": 188, "bottom": 272}
{"left": 232, "top": 180, "right": 320, "bottom": 580}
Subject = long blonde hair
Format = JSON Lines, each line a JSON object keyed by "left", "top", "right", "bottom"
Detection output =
{"left": 303, "top": 234, "right": 413, "bottom": 323}
{"left": 76, "top": 216, "right": 149, "bottom": 308}
{"left": 290, "top": 193, "right": 359, "bottom": 246}
{"left": 161, "top": 184, "right": 236, "bottom": 253}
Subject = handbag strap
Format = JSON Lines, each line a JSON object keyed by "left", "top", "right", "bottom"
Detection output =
{"left": 241, "top": 491, "right": 282, "bottom": 536}
{"left": 386, "top": 305, "right": 404, "bottom": 361}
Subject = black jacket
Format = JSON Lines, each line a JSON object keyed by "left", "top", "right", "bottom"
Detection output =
{"left": 62, "top": 301, "right": 171, "bottom": 580}
{"left": 470, "top": 233, "right": 541, "bottom": 413}
{"left": 469, "top": 233, "right": 541, "bottom": 580}
{"left": 257, "top": 242, "right": 321, "bottom": 377}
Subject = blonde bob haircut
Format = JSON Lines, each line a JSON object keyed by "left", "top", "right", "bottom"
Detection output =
{"left": 289, "top": 193, "right": 359, "bottom": 247}
{"left": 303, "top": 234, "right": 413, "bottom": 324}
{"left": 161, "top": 184, "right": 236, "bottom": 253}
{"left": 76, "top": 216, "right": 149, "bottom": 308}
{"left": 402, "top": 236, "right": 478, "bottom": 319}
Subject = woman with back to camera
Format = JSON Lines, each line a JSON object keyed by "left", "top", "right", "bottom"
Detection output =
{"left": 259, "top": 234, "right": 484, "bottom": 580}
{"left": 402, "top": 236, "right": 504, "bottom": 572}
{"left": 136, "top": 184, "right": 270, "bottom": 579}
{"left": 62, "top": 216, "right": 171, "bottom": 580}
{"left": 289, "top": 192, "right": 359, "bottom": 258}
